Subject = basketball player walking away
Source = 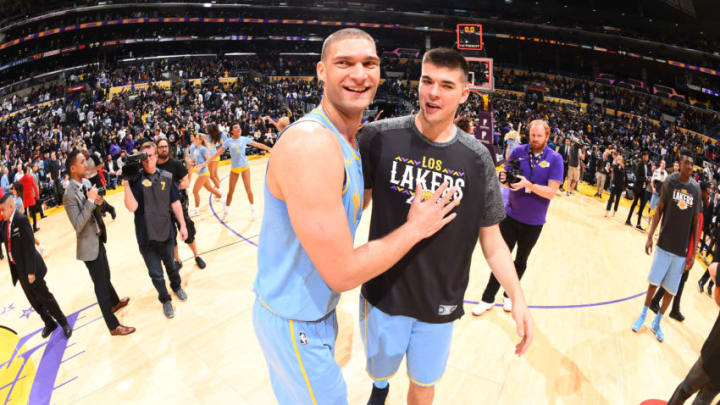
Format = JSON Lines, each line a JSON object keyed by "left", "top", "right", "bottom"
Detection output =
{"left": 189, "top": 133, "right": 223, "bottom": 217}
{"left": 632, "top": 150, "right": 700, "bottom": 342}
{"left": 252, "top": 29, "right": 459, "bottom": 405}
{"left": 358, "top": 47, "right": 533, "bottom": 405}
{"left": 667, "top": 262, "right": 720, "bottom": 404}
{"left": 201, "top": 122, "right": 271, "bottom": 220}
{"left": 648, "top": 181, "right": 709, "bottom": 322}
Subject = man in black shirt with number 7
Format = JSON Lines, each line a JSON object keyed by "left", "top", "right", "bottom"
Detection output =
{"left": 358, "top": 48, "right": 533, "bottom": 405}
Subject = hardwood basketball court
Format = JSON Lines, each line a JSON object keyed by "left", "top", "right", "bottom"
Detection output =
{"left": 0, "top": 156, "right": 716, "bottom": 404}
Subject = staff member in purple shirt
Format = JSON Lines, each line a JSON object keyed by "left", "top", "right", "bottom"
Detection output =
{"left": 473, "top": 119, "right": 564, "bottom": 315}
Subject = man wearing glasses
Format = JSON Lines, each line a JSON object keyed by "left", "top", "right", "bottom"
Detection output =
{"left": 122, "top": 140, "right": 189, "bottom": 319}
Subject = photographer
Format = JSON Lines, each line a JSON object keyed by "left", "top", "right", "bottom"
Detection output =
{"left": 122, "top": 140, "right": 188, "bottom": 319}
{"left": 473, "top": 119, "right": 564, "bottom": 315}
{"left": 83, "top": 149, "right": 117, "bottom": 220}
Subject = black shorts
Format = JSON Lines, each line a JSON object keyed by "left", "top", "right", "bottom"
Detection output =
{"left": 173, "top": 191, "right": 196, "bottom": 245}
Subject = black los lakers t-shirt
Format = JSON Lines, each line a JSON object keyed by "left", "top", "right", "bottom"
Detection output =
{"left": 657, "top": 173, "right": 701, "bottom": 257}
{"left": 359, "top": 115, "right": 505, "bottom": 324}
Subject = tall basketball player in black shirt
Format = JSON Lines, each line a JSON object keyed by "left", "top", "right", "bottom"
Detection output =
{"left": 358, "top": 48, "right": 534, "bottom": 405}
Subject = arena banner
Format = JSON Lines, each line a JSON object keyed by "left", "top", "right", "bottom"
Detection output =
{"left": 107, "top": 80, "right": 172, "bottom": 98}
{"left": 475, "top": 109, "right": 503, "bottom": 165}
{"left": 2, "top": 15, "right": 720, "bottom": 82}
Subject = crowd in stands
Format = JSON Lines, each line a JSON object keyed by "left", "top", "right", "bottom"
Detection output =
{"left": 1, "top": 54, "right": 719, "bottom": 215}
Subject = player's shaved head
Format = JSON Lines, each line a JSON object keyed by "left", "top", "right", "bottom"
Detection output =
{"left": 321, "top": 28, "right": 375, "bottom": 61}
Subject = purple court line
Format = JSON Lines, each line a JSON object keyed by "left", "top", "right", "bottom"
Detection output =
{"left": 463, "top": 291, "right": 647, "bottom": 309}
{"left": 208, "top": 175, "right": 648, "bottom": 310}
{"left": 53, "top": 376, "right": 78, "bottom": 391}
{"left": 72, "top": 316, "right": 103, "bottom": 332}
{"left": 60, "top": 351, "right": 85, "bottom": 364}
{"left": 208, "top": 176, "right": 258, "bottom": 247}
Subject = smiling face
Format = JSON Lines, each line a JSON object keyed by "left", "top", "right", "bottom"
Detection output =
{"left": 317, "top": 36, "right": 380, "bottom": 117}
{"left": 417, "top": 62, "right": 469, "bottom": 127}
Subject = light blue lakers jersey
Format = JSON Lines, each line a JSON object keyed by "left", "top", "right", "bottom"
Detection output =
{"left": 254, "top": 107, "right": 364, "bottom": 321}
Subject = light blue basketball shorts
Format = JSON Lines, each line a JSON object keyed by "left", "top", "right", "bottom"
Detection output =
{"left": 648, "top": 246, "right": 686, "bottom": 295}
{"left": 359, "top": 295, "right": 454, "bottom": 387}
{"left": 253, "top": 298, "right": 347, "bottom": 404}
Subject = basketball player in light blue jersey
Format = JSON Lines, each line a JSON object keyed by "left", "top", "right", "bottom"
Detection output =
{"left": 189, "top": 133, "right": 222, "bottom": 217}
{"left": 204, "top": 122, "right": 271, "bottom": 220}
{"left": 253, "top": 28, "right": 461, "bottom": 405}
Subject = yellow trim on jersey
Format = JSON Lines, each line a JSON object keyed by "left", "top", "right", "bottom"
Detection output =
{"left": 231, "top": 166, "right": 249, "bottom": 174}
{"left": 198, "top": 172, "right": 210, "bottom": 177}
{"left": 211, "top": 156, "right": 220, "bottom": 162}
{"left": 408, "top": 373, "right": 443, "bottom": 387}
{"left": 289, "top": 320, "right": 318, "bottom": 405}
{"left": 313, "top": 108, "right": 361, "bottom": 162}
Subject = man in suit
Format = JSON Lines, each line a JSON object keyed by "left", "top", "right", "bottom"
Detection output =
{"left": 626, "top": 150, "right": 651, "bottom": 232}
{"left": 0, "top": 193, "right": 71, "bottom": 339}
{"left": 64, "top": 149, "right": 135, "bottom": 336}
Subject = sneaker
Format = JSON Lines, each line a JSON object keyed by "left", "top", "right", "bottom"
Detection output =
{"left": 250, "top": 207, "right": 257, "bottom": 220}
{"left": 221, "top": 205, "right": 229, "bottom": 221}
{"left": 636, "top": 225, "right": 646, "bottom": 233}
{"left": 38, "top": 244, "right": 47, "bottom": 257}
{"left": 625, "top": 221, "right": 632, "bottom": 227}
{"left": 163, "top": 302, "right": 175, "bottom": 319}
{"left": 503, "top": 297, "right": 513, "bottom": 312}
{"left": 175, "top": 288, "right": 188, "bottom": 302}
{"left": 367, "top": 383, "right": 389, "bottom": 405}
{"left": 189, "top": 208, "right": 200, "bottom": 217}
{"left": 631, "top": 313, "right": 646, "bottom": 332}
{"left": 650, "top": 319, "right": 665, "bottom": 342}
{"left": 195, "top": 256, "right": 206, "bottom": 269}
{"left": 699, "top": 279, "right": 706, "bottom": 293}
{"left": 471, "top": 301, "right": 494, "bottom": 316}
{"left": 669, "top": 311, "right": 685, "bottom": 322}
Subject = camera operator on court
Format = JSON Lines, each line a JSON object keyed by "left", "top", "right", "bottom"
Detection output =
{"left": 473, "top": 119, "right": 564, "bottom": 315}
{"left": 83, "top": 148, "right": 116, "bottom": 220}
{"left": 121, "top": 140, "right": 188, "bottom": 319}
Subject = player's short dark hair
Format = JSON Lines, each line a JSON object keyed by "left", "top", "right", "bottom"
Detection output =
{"left": 422, "top": 47, "right": 469, "bottom": 83}
{"left": 66, "top": 149, "right": 83, "bottom": 172}
{"left": 321, "top": 28, "right": 375, "bottom": 61}
{"left": 679, "top": 148, "right": 693, "bottom": 161}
